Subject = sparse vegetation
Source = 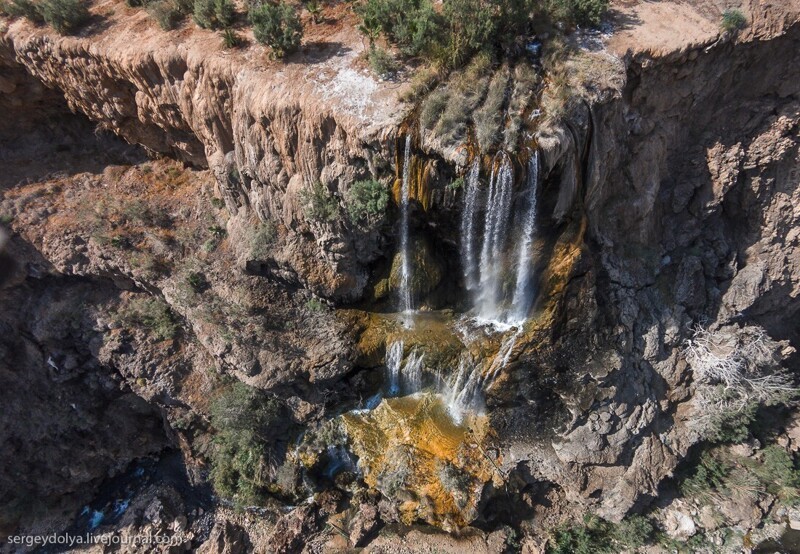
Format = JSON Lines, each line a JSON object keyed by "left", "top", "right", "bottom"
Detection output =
{"left": 250, "top": 1, "right": 302, "bottom": 58}
{"left": 304, "top": 0, "right": 322, "bottom": 23}
{"left": 186, "top": 271, "right": 210, "bottom": 293}
{"left": 679, "top": 444, "right": 800, "bottom": 509}
{"left": 367, "top": 45, "right": 398, "bottom": 79}
{"left": 305, "top": 297, "right": 325, "bottom": 312}
{"left": 300, "top": 181, "right": 339, "bottom": 222}
{"left": 431, "top": 53, "right": 492, "bottom": 142}
{"left": 116, "top": 296, "right": 180, "bottom": 341}
{"left": 721, "top": 8, "right": 747, "bottom": 32}
{"left": 39, "top": 0, "right": 90, "bottom": 34}
{"left": 209, "top": 381, "right": 288, "bottom": 505}
{"left": 221, "top": 27, "right": 240, "bottom": 48}
{"left": 345, "top": 179, "right": 389, "bottom": 224}
{"left": 547, "top": 513, "right": 655, "bottom": 554}
{"left": 419, "top": 88, "right": 448, "bottom": 129}
{"left": 2, "top": 0, "right": 44, "bottom": 22}
{"left": 148, "top": 0, "right": 182, "bottom": 30}
{"left": 121, "top": 199, "right": 172, "bottom": 227}
{"left": 473, "top": 64, "right": 510, "bottom": 151}
{"left": 547, "top": 0, "right": 608, "bottom": 28}
{"left": 249, "top": 221, "right": 277, "bottom": 259}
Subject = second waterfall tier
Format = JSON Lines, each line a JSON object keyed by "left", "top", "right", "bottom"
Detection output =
{"left": 460, "top": 150, "right": 541, "bottom": 326}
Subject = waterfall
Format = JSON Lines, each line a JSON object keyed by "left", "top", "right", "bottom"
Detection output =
{"left": 444, "top": 330, "right": 520, "bottom": 422}
{"left": 385, "top": 339, "right": 426, "bottom": 396}
{"left": 509, "top": 150, "right": 540, "bottom": 323}
{"left": 457, "top": 150, "right": 541, "bottom": 325}
{"left": 476, "top": 154, "right": 514, "bottom": 321}
{"left": 444, "top": 356, "right": 480, "bottom": 422}
{"left": 460, "top": 158, "right": 481, "bottom": 293}
{"left": 386, "top": 340, "right": 403, "bottom": 396}
{"left": 403, "top": 349, "right": 425, "bottom": 392}
{"left": 398, "top": 135, "right": 413, "bottom": 322}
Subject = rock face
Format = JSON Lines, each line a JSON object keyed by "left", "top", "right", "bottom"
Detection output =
{"left": 499, "top": 15, "right": 800, "bottom": 522}
{"left": 1, "top": 0, "right": 800, "bottom": 550}
{"left": 1, "top": 14, "right": 404, "bottom": 300}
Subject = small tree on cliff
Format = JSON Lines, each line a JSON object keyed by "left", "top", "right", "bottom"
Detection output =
{"left": 345, "top": 179, "right": 389, "bottom": 225}
{"left": 250, "top": 1, "right": 302, "bottom": 59}
{"left": 193, "top": 0, "right": 234, "bottom": 29}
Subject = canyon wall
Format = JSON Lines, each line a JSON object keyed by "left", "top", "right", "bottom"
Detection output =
{"left": 1, "top": 0, "right": 799, "bottom": 547}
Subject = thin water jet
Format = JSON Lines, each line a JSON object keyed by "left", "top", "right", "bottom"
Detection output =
{"left": 509, "top": 150, "right": 540, "bottom": 323}
{"left": 398, "top": 135, "right": 414, "bottom": 327}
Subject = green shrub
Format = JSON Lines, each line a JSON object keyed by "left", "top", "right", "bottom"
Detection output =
{"left": 186, "top": 271, "right": 210, "bottom": 293}
{"left": 354, "top": 0, "right": 541, "bottom": 70}
{"left": 209, "top": 381, "right": 286, "bottom": 505}
{"left": 249, "top": 221, "right": 276, "bottom": 259}
{"left": 40, "top": 0, "right": 89, "bottom": 34}
{"left": 193, "top": 0, "right": 233, "bottom": 28}
{"left": 345, "top": 179, "right": 389, "bottom": 224}
{"left": 304, "top": 0, "right": 321, "bottom": 22}
{"left": 680, "top": 451, "right": 730, "bottom": 499}
{"left": 446, "top": 176, "right": 464, "bottom": 191}
{"left": 746, "top": 446, "right": 800, "bottom": 502}
{"left": 548, "top": 514, "right": 613, "bottom": 554}
{"left": 300, "top": 181, "right": 339, "bottom": 222}
{"left": 547, "top": 513, "right": 656, "bottom": 553}
{"left": 147, "top": 0, "right": 182, "bottom": 29}
{"left": 721, "top": 9, "right": 746, "bottom": 32}
{"left": 367, "top": 45, "right": 398, "bottom": 79}
{"left": 117, "top": 296, "right": 180, "bottom": 341}
{"left": 355, "top": 0, "right": 441, "bottom": 56}
{"left": 612, "top": 515, "right": 654, "bottom": 548}
{"left": 249, "top": 1, "right": 302, "bottom": 58}
{"left": 440, "top": 0, "right": 497, "bottom": 67}
{"left": 3, "top": 0, "right": 44, "bottom": 21}
{"left": 305, "top": 297, "right": 325, "bottom": 311}
{"left": 547, "top": 0, "right": 608, "bottom": 27}
{"left": 221, "top": 27, "right": 240, "bottom": 48}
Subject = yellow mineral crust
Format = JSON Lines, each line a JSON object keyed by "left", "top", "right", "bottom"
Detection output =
{"left": 343, "top": 394, "right": 498, "bottom": 530}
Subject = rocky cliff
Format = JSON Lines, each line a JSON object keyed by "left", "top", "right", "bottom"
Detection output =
{"left": 1, "top": 0, "right": 799, "bottom": 550}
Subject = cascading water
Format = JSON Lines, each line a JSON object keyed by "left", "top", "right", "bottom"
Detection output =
{"left": 385, "top": 340, "right": 426, "bottom": 396}
{"left": 460, "top": 158, "right": 481, "bottom": 293}
{"left": 386, "top": 340, "right": 403, "bottom": 396}
{"left": 403, "top": 349, "right": 425, "bottom": 392}
{"left": 398, "top": 135, "right": 414, "bottom": 324}
{"left": 476, "top": 154, "right": 515, "bottom": 322}
{"left": 458, "top": 150, "right": 541, "bottom": 325}
{"left": 443, "top": 329, "right": 521, "bottom": 422}
{"left": 377, "top": 148, "right": 540, "bottom": 424}
{"left": 509, "top": 150, "right": 540, "bottom": 323}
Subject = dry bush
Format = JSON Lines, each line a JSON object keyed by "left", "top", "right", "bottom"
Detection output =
{"left": 684, "top": 325, "right": 796, "bottom": 440}
{"left": 473, "top": 64, "right": 510, "bottom": 152}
